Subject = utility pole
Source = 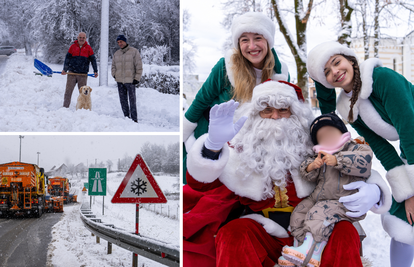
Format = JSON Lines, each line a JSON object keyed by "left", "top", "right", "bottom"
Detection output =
{"left": 37, "top": 152, "right": 40, "bottom": 166}
{"left": 19, "top": 135, "right": 24, "bottom": 162}
{"left": 99, "top": 0, "right": 109, "bottom": 86}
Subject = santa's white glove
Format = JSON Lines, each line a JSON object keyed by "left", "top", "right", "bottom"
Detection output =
{"left": 204, "top": 100, "right": 247, "bottom": 151}
{"left": 241, "top": 214, "right": 289, "bottom": 238}
{"left": 339, "top": 181, "right": 381, "bottom": 217}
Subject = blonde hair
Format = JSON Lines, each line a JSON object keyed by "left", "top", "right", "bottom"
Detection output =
{"left": 231, "top": 42, "right": 275, "bottom": 103}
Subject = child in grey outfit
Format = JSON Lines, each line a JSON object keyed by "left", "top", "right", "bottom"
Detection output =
{"left": 280, "top": 113, "right": 373, "bottom": 267}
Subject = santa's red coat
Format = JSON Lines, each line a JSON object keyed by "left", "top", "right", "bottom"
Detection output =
{"left": 183, "top": 172, "right": 363, "bottom": 267}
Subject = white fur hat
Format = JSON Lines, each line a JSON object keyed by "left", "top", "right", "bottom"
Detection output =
{"left": 231, "top": 12, "right": 275, "bottom": 49}
{"left": 307, "top": 41, "right": 357, "bottom": 88}
{"left": 252, "top": 80, "right": 304, "bottom": 104}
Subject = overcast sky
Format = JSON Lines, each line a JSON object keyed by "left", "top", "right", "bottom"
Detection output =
{"left": 183, "top": 0, "right": 413, "bottom": 82}
{"left": 0, "top": 134, "right": 179, "bottom": 171}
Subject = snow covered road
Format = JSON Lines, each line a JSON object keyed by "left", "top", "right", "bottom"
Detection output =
{"left": 0, "top": 54, "right": 179, "bottom": 132}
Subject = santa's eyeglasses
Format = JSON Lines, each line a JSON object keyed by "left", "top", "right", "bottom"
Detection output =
{"left": 259, "top": 106, "right": 290, "bottom": 116}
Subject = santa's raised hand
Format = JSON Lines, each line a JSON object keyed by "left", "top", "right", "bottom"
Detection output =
{"left": 204, "top": 100, "right": 248, "bottom": 151}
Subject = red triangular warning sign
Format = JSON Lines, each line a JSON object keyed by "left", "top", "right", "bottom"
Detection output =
{"left": 111, "top": 154, "right": 167, "bottom": 204}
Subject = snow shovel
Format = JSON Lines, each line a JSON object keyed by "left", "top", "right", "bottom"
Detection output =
{"left": 34, "top": 59, "right": 95, "bottom": 77}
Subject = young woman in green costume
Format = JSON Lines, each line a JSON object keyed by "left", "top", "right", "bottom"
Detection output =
{"left": 183, "top": 12, "right": 290, "bottom": 182}
{"left": 307, "top": 41, "right": 414, "bottom": 267}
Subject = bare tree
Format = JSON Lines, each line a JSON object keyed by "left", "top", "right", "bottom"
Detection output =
{"left": 353, "top": 0, "right": 414, "bottom": 59}
{"left": 106, "top": 159, "right": 113, "bottom": 173}
{"left": 270, "top": 0, "right": 314, "bottom": 98}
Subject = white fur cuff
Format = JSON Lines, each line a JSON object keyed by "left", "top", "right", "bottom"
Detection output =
{"left": 241, "top": 214, "right": 289, "bottom": 238}
{"left": 382, "top": 212, "right": 414, "bottom": 246}
{"left": 366, "top": 170, "right": 392, "bottom": 214}
{"left": 406, "top": 165, "right": 414, "bottom": 191}
{"left": 187, "top": 134, "right": 230, "bottom": 184}
{"left": 386, "top": 165, "right": 414, "bottom": 203}
{"left": 184, "top": 133, "right": 196, "bottom": 153}
{"left": 183, "top": 116, "right": 197, "bottom": 142}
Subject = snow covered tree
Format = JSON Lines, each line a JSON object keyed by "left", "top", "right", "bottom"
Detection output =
{"left": 163, "top": 142, "right": 179, "bottom": 174}
{"left": 337, "top": 0, "right": 354, "bottom": 46}
{"left": 183, "top": 9, "right": 197, "bottom": 74}
{"left": 106, "top": 159, "right": 113, "bottom": 173}
{"left": 140, "top": 142, "right": 168, "bottom": 173}
{"left": 0, "top": 0, "right": 178, "bottom": 64}
{"left": 75, "top": 163, "right": 86, "bottom": 178}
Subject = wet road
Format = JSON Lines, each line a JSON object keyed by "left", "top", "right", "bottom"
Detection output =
{"left": 0, "top": 212, "right": 62, "bottom": 267}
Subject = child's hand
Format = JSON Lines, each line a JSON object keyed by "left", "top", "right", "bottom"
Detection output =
{"left": 320, "top": 151, "right": 338, "bottom": 166}
{"left": 306, "top": 152, "right": 324, "bottom": 172}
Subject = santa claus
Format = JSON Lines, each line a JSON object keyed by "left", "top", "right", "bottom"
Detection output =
{"left": 183, "top": 81, "right": 391, "bottom": 267}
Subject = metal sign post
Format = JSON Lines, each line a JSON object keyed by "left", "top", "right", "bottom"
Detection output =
{"left": 111, "top": 154, "right": 167, "bottom": 267}
{"left": 88, "top": 168, "right": 107, "bottom": 213}
{"left": 132, "top": 204, "right": 139, "bottom": 267}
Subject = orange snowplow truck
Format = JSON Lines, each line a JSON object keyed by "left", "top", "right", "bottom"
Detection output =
{"left": 0, "top": 161, "right": 46, "bottom": 217}
{"left": 48, "top": 176, "right": 77, "bottom": 204}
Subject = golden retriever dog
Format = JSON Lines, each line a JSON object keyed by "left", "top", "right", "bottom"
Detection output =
{"left": 76, "top": 86, "right": 92, "bottom": 110}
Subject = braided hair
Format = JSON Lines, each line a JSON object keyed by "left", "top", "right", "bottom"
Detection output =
{"left": 341, "top": 55, "right": 362, "bottom": 123}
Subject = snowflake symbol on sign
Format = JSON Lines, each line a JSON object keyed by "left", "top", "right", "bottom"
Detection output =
{"left": 131, "top": 177, "right": 147, "bottom": 196}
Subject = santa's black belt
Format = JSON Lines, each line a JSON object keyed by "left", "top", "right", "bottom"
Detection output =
{"left": 244, "top": 206, "right": 291, "bottom": 231}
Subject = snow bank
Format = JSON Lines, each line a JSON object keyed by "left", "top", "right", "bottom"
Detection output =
{"left": 0, "top": 54, "right": 179, "bottom": 132}
{"left": 143, "top": 64, "right": 180, "bottom": 78}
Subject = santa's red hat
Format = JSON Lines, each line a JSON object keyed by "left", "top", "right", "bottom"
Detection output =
{"left": 251, "top": 79, "right": 305, "bottom": 103}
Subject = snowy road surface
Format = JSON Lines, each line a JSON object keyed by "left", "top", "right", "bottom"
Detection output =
{"left": 0, "top": 53, "right": 179, "bottom": 132}
{"left": 0, "top": 212, "right": 62, "bottom": 267}
{"left": 0, "top": 55, "right": 8, "bottom": 75}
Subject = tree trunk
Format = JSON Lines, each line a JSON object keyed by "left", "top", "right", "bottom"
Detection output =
{"left": 362, "top": 0, "right": 369, "bottom": 60}
{"left": 374, "top": 0, "right": 380, "bottom": 58}
{"left": 270, "top": 0, "right": 312, "bottom": 101}
{"left": 337, "top": 0, "right": 354, "bottom": 46}
{"left": 24, "top": 34, "right": 32, "bottom": 56}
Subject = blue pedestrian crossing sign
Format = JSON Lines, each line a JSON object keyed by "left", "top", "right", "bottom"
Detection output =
{"left": 88, "top": 168, "right": 107, "bottom": 196}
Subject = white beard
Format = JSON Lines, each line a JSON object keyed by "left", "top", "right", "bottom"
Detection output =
{"left": 230, "top": 114, "right": 314, "bottom": 200}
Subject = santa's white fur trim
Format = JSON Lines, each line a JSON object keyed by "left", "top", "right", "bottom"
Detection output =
{"left": 219, "top": 148, "right": 315, "bottom": 201}
{"left": 183, "top": 116, "right": 197, "bottom": 142}
{"left": 219, "top": 148, "right": 268, "bottom": 201}
{"left": 359, "top": 58, "right": 382, "bottom": 99}
{"left": 231, "top": 12, "right": 275, "bottom": 49}
{"left": 187, "top": 134, "right": 230, "bottom": 184}
{"left": 225, "top": 49, "right": 289, "bottom": 88}
{"left": 366, "top": 170, "right": 392, "bottom": 214}
{"left": 241, "top": 214, "right": 289, "bottom": 238}
{"left": 307, "top": 41, "right": 357, "bottom": 89}
{"left": 290, "top": 169, "right": 315, "bottom": 198}
{"left": 252, "top": 80, "right": 298, "bottom": 103}
{"left": 381, "top": 212, "right": 414, "bottom": 246}
{"left": 386, "top": 165, "right": 414, "bottom": 203}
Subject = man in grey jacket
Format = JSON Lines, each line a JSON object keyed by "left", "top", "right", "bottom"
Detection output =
{"left": 111, "top": 35, "right": 143, "bottom": 123}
